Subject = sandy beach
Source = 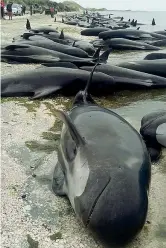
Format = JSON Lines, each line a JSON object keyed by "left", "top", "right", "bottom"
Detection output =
{"left": 1, "top": 13, "right": 166, "bottom": 248}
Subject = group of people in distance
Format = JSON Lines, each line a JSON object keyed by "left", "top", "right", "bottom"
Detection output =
{"left": 1, "top": 0, "right": 26, "bottom": 20}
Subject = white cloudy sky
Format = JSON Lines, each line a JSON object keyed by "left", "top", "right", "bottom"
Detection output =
{"left": 56, "top": 0, "right": 166, "bottom": 11}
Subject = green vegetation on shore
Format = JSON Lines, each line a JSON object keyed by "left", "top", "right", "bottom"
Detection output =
{"left": 62, "top": 1, "right": 84, "bottom": 11}
{"left": 3, "top": 0, "right": 107, "bottom": 12}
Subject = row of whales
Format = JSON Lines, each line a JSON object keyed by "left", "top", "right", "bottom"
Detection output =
{"left": 62, "top": 11, "right": 161, "bottom": 31}
{"left": 1, "top": 19, "right": 166, "bottom": 97}
{"left": 1, "top": 13, "right": 166, "bottom": 246}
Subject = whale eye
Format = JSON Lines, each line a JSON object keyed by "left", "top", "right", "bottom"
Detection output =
{"left": 65, "top": 138, "right": 77, "bottom": 161}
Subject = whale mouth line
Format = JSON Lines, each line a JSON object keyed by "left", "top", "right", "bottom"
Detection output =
{"left": 86, "top": 177, "right": 111, "bottom": 227}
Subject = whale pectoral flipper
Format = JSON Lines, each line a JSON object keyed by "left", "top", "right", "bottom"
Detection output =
{"left": 54, "top": 109, "right": 85, "bottom": 146}
{"left": 116, "top": 44, "right": 146, "bottom": 50}
{"left": 30, "top": 86, "right": 62, "bottom": 100}
{"left": 52, "top": 162, "right": 67, "bottom": 196}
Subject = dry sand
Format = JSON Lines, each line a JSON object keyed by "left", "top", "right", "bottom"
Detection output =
{"left": 1, "top": 13, "right": 166, "bottom": 248}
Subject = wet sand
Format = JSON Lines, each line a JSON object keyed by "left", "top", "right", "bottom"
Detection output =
{"left": 1, "top": 13, "right": 166, "bottom": 248}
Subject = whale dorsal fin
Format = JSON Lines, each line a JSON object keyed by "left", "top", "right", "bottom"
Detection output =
{"left": 99, "top": 48, "right": 112, "bottom": 63}
{"left": 92, "top": 47, "right": 101, "bottom": 59}
{"left": 73, "top": 63, "right": 99, "bottom": 106}
{"left": 59, "top": 30, "right": 64, "bottom": 39}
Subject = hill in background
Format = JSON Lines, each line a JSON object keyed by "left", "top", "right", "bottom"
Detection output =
{"left": 62, "top": 1, "right": 84, "bottom": 11}
{"left": 3, "top": 0, "right": 107, "bottom": 12}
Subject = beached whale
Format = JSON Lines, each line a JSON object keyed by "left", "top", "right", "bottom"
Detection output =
{"left": 1, "top": 44, "right": 105, "bottom": 64}
{"left": 25, "top": 19, "right": 59, "bottom": 34}
{"left": 73, "top": 41, "right": 96, "bottom": 56}
{"left": 150, "top": 32, "right": 166, "bottom": 40}
{"left": 1, "top": 67, "right": 116, "bottom": 99}
{"left": 52, "top": 65, "right": 151, "bottom": 245}
{"left": 41, "top": 62, "right": 166, "bottom": 88}
{"left": 81, "top": 27, "right": 110, "bottom": 36}
{"left": 12, "top": 39, "right": 89, "bottom": 58}
{"left": 93, "top": 38, "right": 160, "bottom": 50}
{"left": 154, "top": 31, "right": 166, "bottom": 36}
{"left": 73, "top": 63, "right": 166, "bottom": 87}
{"left": 65, "top": 20, "right": 78, "bottom": 25}
{"left": 146, "top": 39, "right": 166, "bottom": 47}
{"left": 144, "top": 53, "right": 166, "bottom": 60}
{"left": 98, "top": 29, "right": 153, "bottom": 40}
{"left": 118, "top": 59, "right": 166, "bottom": 78}
{"left": 18, "top": 32, "right": 74, "bottom": 46}
{"left": 23, "top": 30, "right": 80, "bottom": 43}
{"left": 140, "top": 111, "right": 166, "bottom": 161}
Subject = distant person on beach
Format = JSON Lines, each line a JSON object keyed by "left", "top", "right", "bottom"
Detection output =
{"left": 20, "top": 5, "right": 23, "bottom": 15}
{"left": 30, "top": 5, "right": 32, "bottom": 15}
{"left": 1, "top": 0, "right": 5, "bottom": 19}
{"left": 50, "top": 6, "right": 54, "bottom": 18}
{"left": 7, "top": 1, "right": 13, "bottom": 20}
{"left": 23, "top": 5, "right": 26, "bottom": 15}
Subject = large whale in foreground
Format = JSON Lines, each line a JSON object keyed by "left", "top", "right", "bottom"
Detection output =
{"left": 52, "top": 66, "right": 151, "bottom": 245}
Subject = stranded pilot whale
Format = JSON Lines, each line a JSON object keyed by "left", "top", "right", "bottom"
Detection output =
{"left": 1, "top": 45, "right": 106, "bottom": 64}
{"left": 1, "top": 66, "right": 116, "bottom": 99}
{"left": 140, "top": 111, "right": 166, "bottom": 161}
{"left": 118, "top": 59, "right": 166, "bottom": 78}
{"left": 52, "top": 64, "right": 151, "bottom": 245}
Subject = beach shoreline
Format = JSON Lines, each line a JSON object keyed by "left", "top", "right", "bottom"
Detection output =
{"left": 1, "top": 13, "right": 166, "bottom": 248}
